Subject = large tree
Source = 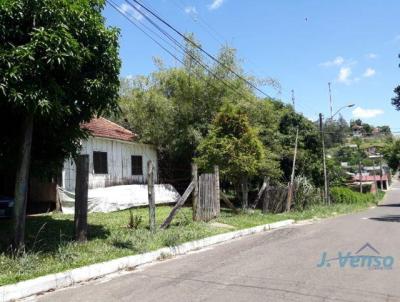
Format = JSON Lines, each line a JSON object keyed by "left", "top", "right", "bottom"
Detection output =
{"left": 195, "top": 103, "right": 278, "bottom": 207}
{"left": 0, "top": 0, "right": 120, "bottom": 248}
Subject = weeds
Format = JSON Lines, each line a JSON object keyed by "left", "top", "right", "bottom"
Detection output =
{"left": 127, "top": 210, "right": 142, "bottom": 229}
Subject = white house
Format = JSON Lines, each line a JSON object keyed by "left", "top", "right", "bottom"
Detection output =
{"left": 62, "top": 117, "right": 158, "bottom": 192}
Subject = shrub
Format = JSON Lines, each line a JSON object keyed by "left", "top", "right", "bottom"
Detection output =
{"left": 293, "top": 175, "right": 321, "bottom": 210}
{"left": 127, "top": 210, "right": 142, "bottom": 230}
{"left": 330, "top": 187, "right": 380, "bottom": 204}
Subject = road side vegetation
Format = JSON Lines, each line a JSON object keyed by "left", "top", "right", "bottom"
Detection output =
{"left": 0, "top": 0, "right": 121, "bottom": 248}
{"left": 330, "top": 187, "right": 385, "bottom": 204}
{"left": 0, "top": 194, "right": 383, "bottom": 286}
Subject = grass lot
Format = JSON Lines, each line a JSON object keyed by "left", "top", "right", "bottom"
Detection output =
{"left": 0, "top": 200, "right": 380, "bottom": 286}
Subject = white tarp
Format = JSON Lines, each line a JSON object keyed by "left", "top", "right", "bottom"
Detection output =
{"left": 59, "top": 184, "right": 180, "bottom": 214}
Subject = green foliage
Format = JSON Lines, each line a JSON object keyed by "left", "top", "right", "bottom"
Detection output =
{"left": 330, "top": 187, "right": 382, "bottom": 204}
{"left": 0, "top": 202, "right": 379, "bottom": 285}
{"left": 392, "top": 85, "right": 400, "bottom": 111}
{"left": 195, "top": 103, "right": 278, "bottom": 182}
{"left": 382, "top": 138, "right": 400, "bottom": 171}
{"left": 127, "top": 210, "right": 142, "bottom": 230}
{"left": 115, "top": 40, "right": 323, "bottom": 189}
{"left": 276, "top": 105, "right": 322, "bottom": 186}
{"left": 0, "top": 0, "right": 121, "bottom": 176}
{"left": 323, "top": 115, "right": 350, "bottom": 148}
{"left": 293, "top": 175, "right": 321, "bottom": 211}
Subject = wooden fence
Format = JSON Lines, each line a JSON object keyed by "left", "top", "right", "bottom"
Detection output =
{"left": 194, "top": 166, "right": 220, "bottom": 222}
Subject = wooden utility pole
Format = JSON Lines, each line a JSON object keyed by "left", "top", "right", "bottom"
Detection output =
{"left": 13, "top": 115, "right": 34, "bottom": 249}
{"left": 379, "top": 154, "right": 384, "bottom": 190}
{"left": 286, "top": 128, "right": 299, "bottom": 212}
{"left": 147, "top": 161, "right": 156, "bottom": 232}
{"left": 372, "top": 160, "right": 377, "bottom": 194}
{"left": 214, "top": 165, "right": 220, "bottom": 216}
{"left": 358, "top": 160, "right": 363, "bottom": 193}
{"left": 291, "top": 89, "right": 295, "bottom": 109}
{"left": 74, "top": 154, "right": 89, "bottom": 242}
{"left": 192, "top": 163, "right": 199, "bottom": 221}
{"left": 319, "top": 113, "right": 330, "bottom": 204}
{"left": 328, "top": 82, "right": 333, "bottom": 120}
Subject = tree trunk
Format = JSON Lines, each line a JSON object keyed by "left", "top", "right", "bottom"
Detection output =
{"left": 192, "top": 164, "right": 199, "bottom": 221}
{"left": 13, "top": 114, "right": 34, "bottom": 250}
{"left": 262, "top": 186, "right": 270, "bottom": 214}
{"left": 74, "top": 155, "right": 89, "bottom": 242}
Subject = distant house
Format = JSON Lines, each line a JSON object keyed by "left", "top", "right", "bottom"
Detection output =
{"left": 371, "top": 127, "right": 381, "bottom": 137}
{"left": 352, "top": 124, "right": 364, "bottom": 137}
{"left": 61, "top": 118, "right": 157, "bottom": 192}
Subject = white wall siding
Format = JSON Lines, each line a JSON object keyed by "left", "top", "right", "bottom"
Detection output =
{"left": 62, "top": 137, "right": 158, "bottom": 192}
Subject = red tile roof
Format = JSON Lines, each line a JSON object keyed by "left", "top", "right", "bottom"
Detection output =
{"left": 82, "top": 117, "right": 136, "bottom": 142}
{"left": 353, "top": 174, "right": 388, "bottom": 182}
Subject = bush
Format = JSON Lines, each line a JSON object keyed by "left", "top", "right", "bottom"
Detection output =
{"left": 293, "top": 175, "right": 321, "bottom": 210}
{"left": 330, "top": 187, "right": 381, "bottom": 204}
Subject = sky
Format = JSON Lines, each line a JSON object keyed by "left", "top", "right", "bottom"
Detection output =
{"left": 103, "top": 0, "right": 400, "bottom": 131}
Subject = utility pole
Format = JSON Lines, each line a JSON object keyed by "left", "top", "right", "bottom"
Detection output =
{"left": 291, "top": 89, "right": 295, "bottom": 109}
{"left": 372, "top": 160, "right": 377, "bottom": 194}
{"left": 286, "top": 128, "right": 299, "bottom": 212}
{"left": 379, "top": 154, "right": 384, "bottom": 190}
{"left": 358, "top": 160, "right": 363, "bottom": 193}
{"left": 319, "top": 113, "right": 330, "bottom": 204}
{"left": 328, "top": 82, "right": 333, "bottom": 120}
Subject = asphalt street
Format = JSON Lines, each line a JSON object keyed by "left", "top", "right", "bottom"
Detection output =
{"left": 37, "top": 179, "right": 400, "bottom": 302}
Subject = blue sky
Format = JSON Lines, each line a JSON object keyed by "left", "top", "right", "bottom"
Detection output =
{"left": 103, "top": 0, "right": 400, "bottom": 130}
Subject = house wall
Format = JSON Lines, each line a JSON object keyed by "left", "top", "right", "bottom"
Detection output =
{"left": 62, "top": 137, "right": 158, "bottom": 192}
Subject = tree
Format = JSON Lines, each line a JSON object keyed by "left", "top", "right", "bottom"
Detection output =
{"left": 114, "top": 43, "right": 266, "bottom": 185}
{"left": 195, "top": 104, "right": 278, "bottom": 206}
{"left": 0, "top": 0, "right": 120, "bottom": 248}
{"left": 323, "top": 115, "right": 349, "bottom": 148}
{"left": 382, "top": 139, "right": 400, "bottom": 171}
{"left": 392, "top": 54, "right": 400, "bottom": 110}
{"left": 378, "top": 125, "right": 392, "bottom": 136}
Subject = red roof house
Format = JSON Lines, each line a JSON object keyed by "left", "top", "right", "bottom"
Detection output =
{"left": 81, "top": 117, "right": 136, "bottom": 142}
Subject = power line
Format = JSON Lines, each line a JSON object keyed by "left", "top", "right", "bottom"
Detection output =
{"left": 120, "top": 0, "right": 258, "bottom": 102}
{"left": 107, "top": 0, "right": 185, "bottom": 66}
{"left": 109, "top": 0, "right": 262, "bottom": 106}
{"left": 130, "top": 0, "right": 271, "bottom": 98}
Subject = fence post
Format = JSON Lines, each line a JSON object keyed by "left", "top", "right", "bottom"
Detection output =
{"left": 262, "top": 186, "right": 269, "bottom": 214}
{"left": 192, "top": 163, "right": 199, "bottom": 221}
{"left": 74, "top": 154, "right": 89, "bottom": 242}
{"left": 148, "top": 160, "right": 156, "bottom": 232}
{"left": 241, "top": 176, "right": 248, "bottom": 210}
{"left": 214, "top": 165, "right": 220, "bottom": 216}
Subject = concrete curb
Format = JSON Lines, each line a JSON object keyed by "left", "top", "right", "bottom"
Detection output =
{"left": 0, "top": 219, "right": 294, "bottom": 302}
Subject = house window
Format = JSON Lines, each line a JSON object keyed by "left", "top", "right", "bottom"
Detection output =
{"left": 131, "top": 156, "right": 143, "bottom": 175}
{"left": 93, "top": 151, "right": 108, "bottom": 174}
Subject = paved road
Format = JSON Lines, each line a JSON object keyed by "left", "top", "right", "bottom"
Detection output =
{"left": 38, "top": 181, "right": 400, "bottom": 302}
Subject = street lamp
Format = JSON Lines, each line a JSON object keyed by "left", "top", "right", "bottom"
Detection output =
{"left": 330, "top": 104, "right": 355, "bottom": 121}
{"left": 320, "top": 103, "right": 355, "bottom": 205}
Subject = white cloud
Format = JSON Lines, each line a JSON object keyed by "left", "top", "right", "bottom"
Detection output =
{"left": 337, "top": 67, "right": 352, "bottom": 84}
{"left": 208, "top": 0, "right": 225, "bottom": 10}
{"left": 366, "top": 53, "right": 377, "bottom": 59}
{"left": 363, "top": 67, "right": 376, "bottom": 78}
{"left": 184, "top": 6, "right": 197, "bottom": 14}
{"left": 320, "top": 56, "right": 344, "bottom": 67}
{"left": 120, "top": 3, "right": 143, "bottom": 21}
{"left": 352, "top": 107, "right": 384, "bottom": 119}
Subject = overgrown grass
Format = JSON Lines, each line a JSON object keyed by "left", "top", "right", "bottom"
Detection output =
{"left": 0, "top": 196, "right": 382, "bottom": 286}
